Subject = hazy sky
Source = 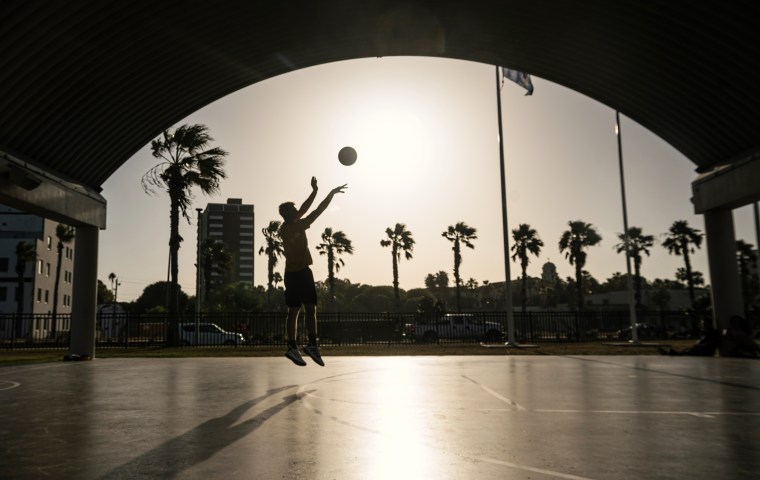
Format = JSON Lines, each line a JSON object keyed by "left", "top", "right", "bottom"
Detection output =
{"left": 98, "top": 57, "right": 758, "bottom": 302}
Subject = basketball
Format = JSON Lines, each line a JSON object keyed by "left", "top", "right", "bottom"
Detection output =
{"left": 338, "top": 146, "right": 357, "bottom": 166}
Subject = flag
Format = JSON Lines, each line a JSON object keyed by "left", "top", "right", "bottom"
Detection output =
{"left": 502, "top": 67, "right": 534, "bottom": 95}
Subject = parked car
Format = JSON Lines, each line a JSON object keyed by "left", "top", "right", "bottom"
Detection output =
{"left": 179, "top": 323, "right": 245, "bottom": 345}
{"left": 404, "top": 313, "right": 505, "bottom": 343}
{"left": 616, "top": 322, "right": 664, "bottom": 340}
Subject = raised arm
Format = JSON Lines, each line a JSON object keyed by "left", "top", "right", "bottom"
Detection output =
{"left": 303, "top": 183, "right": 348, "bottom": 225}
{"left": 296, "top": 176, "right": 319, "bottom": 217}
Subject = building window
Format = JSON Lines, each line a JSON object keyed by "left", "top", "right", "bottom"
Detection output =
{"left": 47, "top": 236, "right": 52, "bottom": 249}
{"left": 37, "top": 260, "right": 43, "bottom": 274}
{"left": 0, "top": 287, "right": 6, "bottom": 301}
{"left": 0, "top": 258, "right": 8, "bottom": 272}
{"left": 37, "top": 288, "right": 42, "bottom": 302}
{"left": 45, "top": 290, "right": 49, "bottom": 303}
{"left": 46, "top": 263, "right": 51, "bottom": 276}
{"left": 240, "top": 232, "right": 253, "bottom": 237}
{"left": 240, "top": 240, "right": 253, "bottom": 245}
{"left": 240, "top": 248, "right": 253, "bottom": 253}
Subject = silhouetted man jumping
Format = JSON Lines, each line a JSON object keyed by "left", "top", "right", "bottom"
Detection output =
{"left": 278, "top": 177, "right": 347, "bottom": 366}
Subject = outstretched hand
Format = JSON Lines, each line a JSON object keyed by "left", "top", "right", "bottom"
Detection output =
{"left": 331, "top": 184, "right": 348, "bottom": 195}
{"left": 311, "top": 176, "right": 318, "bottom": 190}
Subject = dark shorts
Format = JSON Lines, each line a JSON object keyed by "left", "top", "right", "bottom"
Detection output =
{"left": 284, "top": 267, "right": 318, "bottom": 307}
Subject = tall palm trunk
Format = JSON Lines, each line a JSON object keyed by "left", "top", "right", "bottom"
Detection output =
{"left": 633, "top": 257, "right": 643, "bottom": 310}
{"left": 682, "top": 241, "right": 695, "bottom": 308}
{"left": 575, "top": 263, "right": 583, "bottom": 310}
{"left": 167, "top": 192, "right": 181, "bottom": 345}
{"left": 391, "top": 246, "right": 400, "bottom": 312}
{"left": 520, "top": 259, "right": 528, "bottom": 313}
{"left": 327, "top": 247, "right": 336, "bottom": 311}
{"left": 453, "top": 240, "right": 462, "bottom": 312}
{"left": 266, "top": 254, "right": 275, "bottom": 305}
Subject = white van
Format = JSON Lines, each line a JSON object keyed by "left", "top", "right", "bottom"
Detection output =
{"left": 179, "top": 322, "right": 245, "bottom": 346}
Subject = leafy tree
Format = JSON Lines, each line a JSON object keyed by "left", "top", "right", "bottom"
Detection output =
{"left": 258, "top": 220, "right": 283, "bottom": 306}
{"left": 206, "top": 282, "right": 262, "bottom": 312}
{"left": 132, "top": 281, "right": 190, "bottom": 314}
{"left": 316, "top": 227, "right": 354, "bottom": 311}
{"left": 51, "top": 224, "right": 75, "bottom": 339}
{"left": 14, "top": 241, "right": 36, "bottom": 338}
{"left": 676, "top": 268, "right": 705, "bottom": 288}
{"left": 142, "top": 124, "right": 227, "bottom": 344}
{"left": 662, "top": 220, "right": 703, "bottom": 309}
{"left": 614, "top": 227, "right": 654, "bottom": 311}
{"left": 380, "top": 223, "right": 415, "bottom": 312}
{"left": 97, "top": 280, "right": 115, "bottom": 304}
{"left": 200, "top": 238, "right": 233, "bottom": 305}
{"left": 442, "top": 222, "right": 478, "bottom": 312}
{"left": 511, "top": 223, "right": 543, "bottom": 313}
{"left": 559, "top": 220, "right": 602, "bottom": 310}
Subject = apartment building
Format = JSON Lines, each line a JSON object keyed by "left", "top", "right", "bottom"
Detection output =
{"left": 0, "top": 206, "right": 75, "bottom": 339}
{"left": 198, "top": 198, "right": 254, "bottom": 302}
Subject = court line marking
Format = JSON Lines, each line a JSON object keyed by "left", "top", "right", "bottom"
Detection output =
{"left": 534, "top": 409, "right": 760, "bottom": 419}
{"left": 0, "top": 362, "right": 73, "bottom": 376}
{"left": 0, "top": 380, "right": 20, "bottom": 391}
{"left": 461, "top": 375, "right": 527, "bottom": 411}
{"left": 467, "top": 455, "right": 598, "bottom": 480}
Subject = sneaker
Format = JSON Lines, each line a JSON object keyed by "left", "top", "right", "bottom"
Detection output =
{"left": 285, "top": 346, "right": 307, "bottom": 366}
{"left": 303, "top": 344, "right": 325, "bottom": 367}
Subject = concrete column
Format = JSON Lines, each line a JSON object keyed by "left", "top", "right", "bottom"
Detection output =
{"left": 704, "top": 208, "right": 743, "bottom": 330}
{"left": 69, "top": 225, "right": 98, "bottom": 358}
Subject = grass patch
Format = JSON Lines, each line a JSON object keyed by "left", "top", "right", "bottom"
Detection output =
{"left": 1, "top": 340, "right": 701, "bottom": 367}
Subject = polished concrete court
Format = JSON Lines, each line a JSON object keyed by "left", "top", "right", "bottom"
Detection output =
{"left": 1, "top": 355, "right": 759, "bottom": 480}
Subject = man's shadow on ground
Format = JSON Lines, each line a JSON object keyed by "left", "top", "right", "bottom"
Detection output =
{"left": 100, "top": 385, "right": 311, "bottom": 479}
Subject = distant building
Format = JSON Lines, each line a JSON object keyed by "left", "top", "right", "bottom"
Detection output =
{"left": 541, "top": 261, "right": 558, "bottom": 283}
{"left": 0, "top": 206, "right": 75, "bottom": 339}
{"left": 198, "top": 198, "right": 254, "bottom": 303}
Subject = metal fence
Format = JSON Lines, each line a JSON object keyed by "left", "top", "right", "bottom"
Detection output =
{"left": 0, "top": 310, "right": 699, "bottom": 350}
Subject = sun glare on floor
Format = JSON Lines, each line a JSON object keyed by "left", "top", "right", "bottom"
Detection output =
{"left": 363, "top": 360, "right": 438, "bottom": 479}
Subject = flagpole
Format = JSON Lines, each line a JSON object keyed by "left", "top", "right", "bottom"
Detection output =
{"left": 615, "top": 110, "right": 639, "bottom": 342}
{"left": 495, "top": 66, "right": 518, "bottom": 345}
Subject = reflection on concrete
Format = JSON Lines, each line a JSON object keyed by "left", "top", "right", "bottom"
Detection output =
{"left": 1, "top": 356, "right": 759, "bottom": 479}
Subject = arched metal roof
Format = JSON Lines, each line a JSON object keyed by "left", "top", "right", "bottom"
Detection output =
{"left": 1, "top": 0, "right": 759, "bottom": 192}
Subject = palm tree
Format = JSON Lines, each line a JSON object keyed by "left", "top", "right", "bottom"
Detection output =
{"left": 51, "top": 224, "right": 75, "bottom": 339}
{"left": 559, "top": 220, "right": 602, "bottom": 310}
{"left": 200, "top": 238, "right": 233, "bottom": 304}
{"left": 142, "top": 124, "right": 227, "bottom": 344}
{"left": 661, "top": 220, "right": 703, "bottom": 309}
{"left": 380, "top": 223, "right": 415, "bottom": 312}
{"left": 442, "top": 222, "right": 477, "bottom": 312}
{"left": 511, "top": 223, "right": 543, "bottom": 313}
{"left": 258, "top": 220, "right": 284, "bottom": 305}
{"left": 316, "top": 227, "right": 354, "bottom": 311}
{"left": 614, "top": 226, "right": 655, "bottom": 311}
{"left": 424, "top": 270, "right": 450, "bottom": 307}
{"left": 14, "top": 241, "right": 37, "bottom": 340}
